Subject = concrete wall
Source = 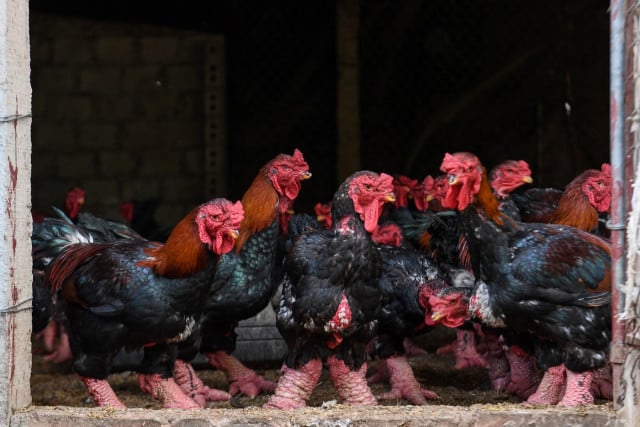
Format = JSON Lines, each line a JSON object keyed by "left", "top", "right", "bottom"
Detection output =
{"left": 30, "top": 13, "right": 220, "bottom": 227}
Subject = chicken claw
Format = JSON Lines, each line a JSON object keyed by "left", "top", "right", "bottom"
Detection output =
{"left": 208, "top": 351, "right": 276, "bottom": 397}
{"left": 138, "top": 373, "right": 200, "bottom": 409}
{"left": 264, "top": 359, "right": 323, "bottom": 409}
{"left": 375, "top": 355, "right": 438, "bottom": 405}
{"left": 328, "top": 355, "right": 376, "bottom": 406}
{"left": 173, "top": 359, "right": 230, "bottom": 407}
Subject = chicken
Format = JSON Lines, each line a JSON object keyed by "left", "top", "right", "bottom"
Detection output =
{"left": 314, "top": 201, "right": 332, "bottom": 229}
{"left": 437, "top": 151, "right": 611, "bottom": 406}
{"left": 32, "top": 186, "right": 87, "bottom": 364}
{"left": 264, "top": 170, "right": 395, "bottom": 409}
{"left": 32, "top": 198, "right": 245, "bottom": 409}
{"left": 119, "top": 198, "right": 172, "bottom": 242}
{"left": 173, "top": 149, "right": 311, "bottom": 406}
{"left": 368, "top": 244, "right": 467, "bottom": 405}
{"left": 489, "top": 159, "right": 533, "bottom": 220}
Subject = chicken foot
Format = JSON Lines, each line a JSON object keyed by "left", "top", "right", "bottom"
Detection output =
{"left": 208, "top": 350, "right": 277, "bottom": 397}
{"left": 483, "top": 331, "right": 510, "bottom": 392}
{"left": 375, "top": 355, "right": 438, "bottom": 405}
{"left": 79, "top": 376, "right": 126, "bottom": 409}
{"left": 328, "top": 355, "right": 376, "bottom": 405}
{"left": 138, "top": 373, "right": 200, "bottom": 409}
{"left": 504, "top": 345, "right": 541, "bottom": 399}
{"left": 38, "top": 320, "right": 73, "bottom": 364}
{"left": 558, "top": 369, "right": 594, "bottom": 406}
{"left": 263, "top": 359, "right": 323, "bottom": 409}
{"left": 526, "top": 364, "right": 566, "bottom": 405}
{"left": 173, "top": 359, "right": 231, "bottom": 407}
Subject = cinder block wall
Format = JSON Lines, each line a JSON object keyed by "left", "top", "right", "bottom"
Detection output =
{"left": 30, "top": 12, "right": 212, "bottom": 226}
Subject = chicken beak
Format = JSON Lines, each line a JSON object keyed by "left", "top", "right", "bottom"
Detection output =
{"left": 229, "top": 229, "right": 240, "bottom": 240}
{"left": 431, "top": 311, "right": 445, "bottom": 322}
{"left": 316, "top": 214, "right": 327, "bottom": 222}
{"left": 523, "top": 176, "right": 533, "bottom": 184}
{"left": 385, "top": 193, "right": 397, "bottom": 203}
{"left": 301, "top": 171, "right": 312, "bottom": 180}
{"left": 425, "top": 194, "right": 435, "bottom": 203}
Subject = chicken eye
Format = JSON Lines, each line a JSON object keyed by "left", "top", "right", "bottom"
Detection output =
{"left": 281, "top": 164, "right": 289, "bottom": 170}
{"left": 448, "top": 174, "right": 456, "bottom": 184}
{"left": 596, "top": 181, "right": 603, "bottom": 187}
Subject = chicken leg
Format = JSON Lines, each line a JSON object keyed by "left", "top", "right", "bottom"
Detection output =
{"left": 526, "top": 364, "right": 566, "bottom": 405}
{"left": 504, "top": 345, "right": 541, "bottom": 399}
{"left": 263, "top": 359, "right": 323, "bottom": 409}
{"left": 375, "top": 355, "right": 438, "bottom": 404}
{"left": 208, "top": 350, "right": 277, "bottom": 397}
{"left": 138, "top": 373, "right": 200, "bottom": 409}
{"left": 79, "top": 376, "right": 126, "bottom": 409}
{"left": 173, "top": 359, "right": 231, "bottom": 407}
{"left": 328, "top": 355, "right": 376, "bottom": 405}
{"left": 558, "top": 369, "right": 594, "bottom": 406}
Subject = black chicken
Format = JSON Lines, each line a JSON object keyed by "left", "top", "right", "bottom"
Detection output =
{"left": 264, "top": 170, "right": 395, "bottom": 409}
{"left": 32, "top": 198, "right": 244, "bottom": 409}
{"left": 438, "top": 151, "right": 612, "bottom": 406}
{"left": 173, "top": 149, "right": 311, "bottom": 406}
{"left": 369, "top": 244, "right": 468, "bottom": 405}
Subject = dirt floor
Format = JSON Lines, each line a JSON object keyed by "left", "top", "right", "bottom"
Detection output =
{"left": 29, "top": 327, "right": 612, "bottom": 411}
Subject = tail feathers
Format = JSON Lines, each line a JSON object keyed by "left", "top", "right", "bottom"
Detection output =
{"left": 32, "top": 218, "right": 95, "bottom": 270}
{"left": 575, "top": 292, "right": 611, "bottom": 308}
{"left": 46, "top": 243, "right": 110, "bottom": 292}
{"left": 75, "top": 211, "right": 144, "bottom": 242}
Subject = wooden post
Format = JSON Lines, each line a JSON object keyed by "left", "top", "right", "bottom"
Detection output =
{"left": 336, "top": 0, "right": 361, "bottom": 182}
{"left": 0, "top": 0, "right": 33, "bottom": 424}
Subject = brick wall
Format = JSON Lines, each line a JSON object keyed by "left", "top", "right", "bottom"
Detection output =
{"left": 30, "top": 12, "right": 219, "bottom": 228}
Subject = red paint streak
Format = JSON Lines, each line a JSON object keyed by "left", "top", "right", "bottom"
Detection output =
{"left": 9, "top": 320, "right": 15, "bottom": 384}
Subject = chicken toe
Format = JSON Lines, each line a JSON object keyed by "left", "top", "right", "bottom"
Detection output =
{"left": 376, "top": 355, "right": 438, "bottom": 405}
{"left": 328, "top": 355, "right": 376, "bottom": 406}
{"left": 79, "top": 376, "right": 126, "bottom": 409}
{"left": 263, "top": 359, "right": 323, "bottom": 409}
{"left": 138, "top": 373, "right": 200, "bottom": 409}
{"left": 208, "top": 351, "right": 276, "bottom": 397}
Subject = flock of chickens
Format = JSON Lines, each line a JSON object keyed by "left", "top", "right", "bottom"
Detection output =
{"left": 30, "top": 148, "right": 613, "bottom": 410}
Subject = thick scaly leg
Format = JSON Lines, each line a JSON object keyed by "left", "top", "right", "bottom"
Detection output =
{"left": 263, "top": 359, "right": 323, "bottom": 409}
{"left": 42, "top": 329, "right": 72, "bottom": 363}
{"left": 79, "top": 376, "right": 126, "bottom": 409}
{"left": 558, "top": 369, "right": 594, "bottom": 406}
{"left": 208, "top": 351, "right": 277, "bottom": 397}
{"left": 173, "top": 359, "right": 230, "bottom": 407}
{"left": 526, "top": 364, "right": 566, "bottom": 405}
{"left": 483, "top": 331, "right": 510, "bottom": 392}
{"left": 590, "top": 364, "right": 612, "bottom": 400}
{"left": 327, "top": 355, "right": 376, "bottom": 406}
{"left": 452, "top": 329, "right": 487, "bottom": 369}
{"left": 376, "top": 355, "right": 438, "bottom": 405}
{"left": 504, "top": 345, "right": 541, "bottom": 399}
{"left": 138, "top": 373, "right": 200, "bottom": 409}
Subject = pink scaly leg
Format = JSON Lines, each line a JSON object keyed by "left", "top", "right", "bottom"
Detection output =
{"left": 327, "top": 355, "right": 376, "bottom": 406}
{"left": 208, "top": 351, "right": 277, "bottom": 397}
{"left": 138, "top": 373, "right": 200, "bottom": 409}
{"left": 376, "top": 355, "right": 438, "bottom": 405}
{"left": 453, "top": 329, "right": 487, "bottom": 369}
{"left": 43, "top": 330, "right": 73, "bottom": 364}
{"left": 403, "top": 338, "right": 429, "bottom": 358}
{"left": 367, "top": 358, "right": 391, "bottom": 384}
{"left": 590, "top": 364, "right": 612, "bottom": 401}
{"left": 38, "top": 320, "right": 59, "bottom": 352}
{"left": 558, "top": 369, "right": 594, "bottom": 406}
{"left": 526, "top": 364, "right": 566, "bottom": 405}
{"left": 483, "top": 331, "right": 510, "bottom": 391}
{"left": 504, "top": 345, "right": 541, "bottom": 399}
{"left": 173, "top": 359, "right": 230, "bottom": 407}
{"left": 79, "top": 376, "right": 126, "bottom": 409}
{"left": 263, "top": 359, "right": 323, "bottom": 409}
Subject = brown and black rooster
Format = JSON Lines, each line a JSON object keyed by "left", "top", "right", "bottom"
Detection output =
{"left": 173, "top": 149, "right": 311, "bottom": 406}
{"left": 436, "top": 152, "right": 611, "bottom": 406}
{"left": 264, "top": 170, "right": 395, "bottom": 409}
{"left": 32, "top": 198, "right": 245, "bottom": 409}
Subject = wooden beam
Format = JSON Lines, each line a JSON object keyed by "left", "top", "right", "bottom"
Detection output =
{"left": 0, "top": 0, "right": 33, "bottom": 423}
{"left": 336, "top": 0, "right": 361, "bottom": 182}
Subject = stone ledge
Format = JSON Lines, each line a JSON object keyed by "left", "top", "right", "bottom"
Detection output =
{"left": 12, "top": 403, "right": 617, "bottom": 427}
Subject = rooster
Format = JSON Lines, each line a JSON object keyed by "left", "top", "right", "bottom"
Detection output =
{"left": 368, "top": 244, "right": 468, "bottom": 405}
{"left": 33, "top": 186, "right": 87, "bottom": 364}
{"left": 437, "top": 152, "right": 611, "bottom": 406}
{"left": 32, "top": 198, "right": 245, "bottom": 409}
{"left": 264, "top": 170, "right": 395, "bottom": 409}
{"left": 173, "top": 149, "right": 311, "bottom": 406}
